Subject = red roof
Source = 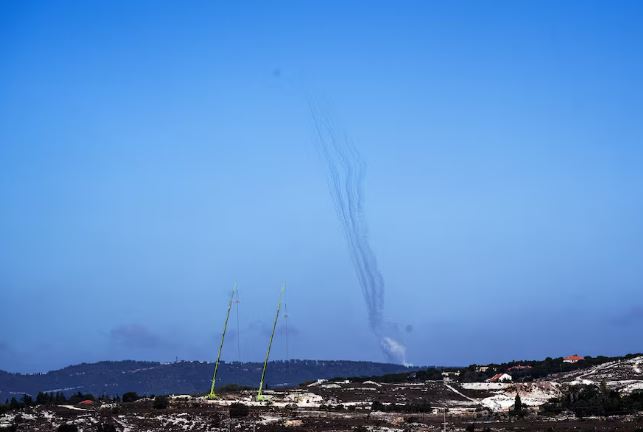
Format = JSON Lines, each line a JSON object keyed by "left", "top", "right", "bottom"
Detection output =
{"left": 564, "top": 355, "right": 584, "bottom": 361}
{"left": 488, "top": 373, "right": 509, "bottom": 382}
{"left": 79, "top": 400, "right": 94, "bottom": 405}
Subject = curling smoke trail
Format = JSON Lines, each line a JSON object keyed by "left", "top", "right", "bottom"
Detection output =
{"left": 309, "top": 100, "right": 407, "bottom": 365}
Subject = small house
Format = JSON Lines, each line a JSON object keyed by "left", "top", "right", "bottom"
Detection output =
{"left": 487, "top": 373, "right": 512, "bottom": 383}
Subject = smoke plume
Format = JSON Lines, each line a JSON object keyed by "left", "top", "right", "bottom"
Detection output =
{"left": 309, "top": 100, "right": 407, "bottom": 365}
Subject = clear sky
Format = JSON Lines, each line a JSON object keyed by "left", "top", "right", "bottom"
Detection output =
{"left": 1, "top": 1, "right": 642, "bottom": 373}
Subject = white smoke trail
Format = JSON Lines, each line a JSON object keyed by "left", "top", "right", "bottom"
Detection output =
{"left": 309, "top": 99, "right": 407, "bottom": 365}
{"left": 381, "top": 337, "right": 409, "bottom": 367}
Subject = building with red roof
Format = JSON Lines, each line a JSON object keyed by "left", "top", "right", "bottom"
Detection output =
{"left": 487, "top": 373, "right": 512, "bottom": 383}
{"left": 563, "top": 354, "right": 585, "bottom": 363}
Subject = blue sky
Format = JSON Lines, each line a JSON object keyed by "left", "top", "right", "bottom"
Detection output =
{"left": 1, "top": 1, "right": 642, "bottom": 372}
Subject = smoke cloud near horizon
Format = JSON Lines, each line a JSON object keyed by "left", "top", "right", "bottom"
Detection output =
{"left": 309, "top": 100, "right": 408, "bottom": 365}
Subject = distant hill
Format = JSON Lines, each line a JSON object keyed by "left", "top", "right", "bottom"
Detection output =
{"left": 0, "top": 359, "right": 418, "bottom": 401}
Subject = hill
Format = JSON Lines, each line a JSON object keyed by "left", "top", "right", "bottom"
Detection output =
{"left": 0, "top": 359, "right": 418, "bottom": 401}
{"left": 554, "top": 355, "right": 643, "bottom": 387}
{"left": 338, "top": 353, "right": 643, "bottom": 385}
{"left": 456, "top": 353, "right": 643, "bottom": 383}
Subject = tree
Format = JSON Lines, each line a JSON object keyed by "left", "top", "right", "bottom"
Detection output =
{"left": 54, "top": 392, "right": 67, "bottom": 404}
{"left": 9, "top": 397, "right": 20, "bottom": 410}
{"left": 20, "top": 395, "right": 33, "bottom": 407}
{"left": 36, "top": 392, "right": 50, "bottom": 405}
{"left": 513, "top": 394, "right": 523, "bottom": 417}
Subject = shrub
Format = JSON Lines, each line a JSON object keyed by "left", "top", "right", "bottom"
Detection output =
{"left": 97, "top": 424, "right": 117, "bottom": 432}
{"left": 229, "top": 402, "right": 249, "bottom": 418}
{"left": 371, "top": 401, "right": 385, "bottom": 412}
{"left": 369, "top": 400, "right": 430, "bottom": 413}
{"left": 57, "top": 424, "right": 79, "bottom": 432}
{"left": 209, "top": 413, "right": 221, "bottom": 428}
{"left": 403, "top": 402, "right": 432, "bottom": 413}
{"left": 122, "top": 392, "right": 140, "bottom": 403}
{"left": 153, "top": 396, "right": 169, "bottom": 409}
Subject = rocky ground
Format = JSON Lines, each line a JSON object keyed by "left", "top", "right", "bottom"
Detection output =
{"left": 1, "top": 356, "right": 641, "bottom": 431}
{"left": 1, "top": 388, "right": 642, "bottom": 432}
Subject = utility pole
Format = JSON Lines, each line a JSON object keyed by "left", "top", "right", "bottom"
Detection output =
{"left": 208, "top": 284, "right": 237, "bottom": 399}
{"left": 257, "top": 284, "right": 285, "bottom": 401}
{"left": 443, "top": 406, "right": 447, "bottom": 432}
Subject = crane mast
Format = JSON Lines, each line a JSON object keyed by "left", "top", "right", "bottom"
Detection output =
{"left": 257, "top": 284, "right": 285, "bottom": 401}
{"left": 208, "top": 284, "right": 237, "bottom": 399}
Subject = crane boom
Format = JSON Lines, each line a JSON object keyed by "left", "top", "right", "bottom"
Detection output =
{"left": 208, "top": 284, "right": 237, "bottom": 399}
{"left": 257, "top": 284, "right": 285, "bottom": 401}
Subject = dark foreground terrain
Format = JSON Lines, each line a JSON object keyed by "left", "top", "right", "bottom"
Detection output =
{"left": 1, "top": 396, "right": 642, "bottom": 432}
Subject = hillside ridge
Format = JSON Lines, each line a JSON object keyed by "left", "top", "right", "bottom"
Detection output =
{"left": 0, "top": 359, "right": 420, "bottom": 401}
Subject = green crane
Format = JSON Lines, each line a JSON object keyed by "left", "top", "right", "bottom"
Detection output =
{"left": 207, "top": 284, "right": 237, "bottom": 399}
{"left": 256, "top": 284, "right": 285, "bottom": 401}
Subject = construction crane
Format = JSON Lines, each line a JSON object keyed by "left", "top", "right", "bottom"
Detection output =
{"left": 256, "top": 284, "right": 285, "bottom": 401}
{"left": 207, "top": 284, "right": 237, "bottom": 399}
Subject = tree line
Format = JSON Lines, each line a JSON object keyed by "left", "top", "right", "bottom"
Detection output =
{"left": 542, "top": 383, "right": 643, "bottom": 417}
{"left": 0, "top": 391, "right": 172, "bottom": 414}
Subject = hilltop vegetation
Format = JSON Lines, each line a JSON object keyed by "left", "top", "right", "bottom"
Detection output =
{"left": 542, "top": 383, "right": 643, "bottom": 417}
{"left": 339, "top": 353, "right": 642, "bottom": 384}
{"left": 458, "top": 353, "right": 643, "bottom": 382}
